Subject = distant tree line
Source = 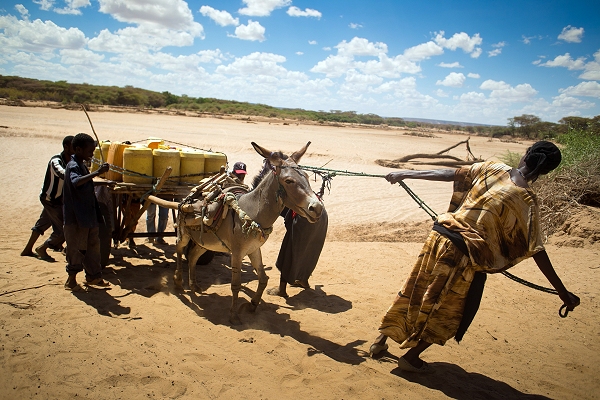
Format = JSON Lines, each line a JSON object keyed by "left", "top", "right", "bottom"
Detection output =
{"left": 1, "top": 75, "right": 598, "bottom": 138}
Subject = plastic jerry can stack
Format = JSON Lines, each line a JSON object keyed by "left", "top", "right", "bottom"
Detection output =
{"left": 179, "top": 149, "right": 206, "bottom": 184}
{"left": 123, "top": 146, "right": 154, "bottom": 184}
{"left": 90, "top": 140, "right": 111, "bottom": 177}
{"left": 147, "top": 137, "right": 163, "bottom": 150}
{"left": 105, "top": 142, "right": 131, "bottom": 181}
{"left": 203, "top": 151, "right": 227, "bottom": 175}
{"left": 153, "top": 148, "right": 180, "bottom": 183}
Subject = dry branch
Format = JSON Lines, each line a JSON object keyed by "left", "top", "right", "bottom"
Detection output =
{"left": 375, "top": 137, "right": 482, "bottom": 169}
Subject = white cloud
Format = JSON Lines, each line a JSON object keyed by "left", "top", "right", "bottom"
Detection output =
{"left": 308, "top": 40, "right": 317, "bottom": 45}
{"left": 551, "top": 93, "right": 594, "bottom": 109}
{"left": 336, "top": 37, "right": 387, "bottom": 57}
{"left": 558, "top": 25, "right": 584, "bottom": 43}
{"left": 238, "top": 0, "right": 291, "bottom": 17}
{"left": 195, "top": 49, "right": 227, "bottom": 64}
{"left": 434, "top": 31, "right": 482, "bottom": 57}
{"left": 88, "top": 25, "right": 199, "bottom": 53}
{"left": 372, "top": 77, "right": 417, "bottom": 94}
{"left": 537, "top": 50, "right": 600, "bottom": 80}
{"left": 287, "top": 6, "right": 321, "bottom": 19}
{"left": 356, "top": 54, "right": 421, "bottom": 78}
{"left": 488, "top": 41, "right": 506, "bottom": 57}
{"left": 322, "top": 46, "right": 331, "bottom": 51}
{"left": 435, "top": 89, "right": 449, "bottom": 97}
{"left": 310, "top": 54, "right": 354, "bottom": 78}
{"left": 215, "top": 52, "right": 288, "bottom": 77}
{"left": 231, "top": 20, "right": 265, "bottom": 42}
{"left": 98, "top": 0, "right": 203, "bottom": 36}
{"left": 15, "top": 4, "right": 29, "bottom": 19}
{"left": 467, "top": 72, "right": 480, "bottom": 79}
{"left": 0, "top": 14, "right": 87, "bottom": 53}
{"left": 470, "top": 47, "right": 482, "bottom": 58}
{"left": 579, "top": 50, "right": 600, "bottom": 80}
{"left": 32, "top": 0, "right": 54, "bottom": 11}
{"left": 404, "top": 41, "right": 443, "bottom": 61}
{"left": 539, "top": 53, "right": 586, "bottom": 70}
{"left": 522, "top": 35, "right": 543, "bottom": 44}
{"left": 338, "top": 70, "right": 383, "bottom": 95}
{"left": 436, "top": 72, "right": 465, "bottom": 87}
{"left": 437, "top": 61, "right": 462, "bottom": 68}
{"left": 559, "top": 81, "right": 600, "bottom": 98}
{"left": 349, "top": 23, "right": 362, "bottom": 29}
{"left": 54, "top": 0, "right": 91, "bottom": 15}
{"left": 199, "top": 6, "right": 239, "bottom": 27}
{"left": 59, "top": 48, "right": 104, "bottom": 66}
{"left": 296, "top": 51, "right": 303, "bottom": 55}
{"left": 480, "top": 79, "right": 538, "bottom": 101}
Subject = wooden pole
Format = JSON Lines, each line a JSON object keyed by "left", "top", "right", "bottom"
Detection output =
{"left": 119, "top": 167, "right": 172, "bottom": 242}
{"left": 80, "top": 103, "right": 105, "bottom": 163}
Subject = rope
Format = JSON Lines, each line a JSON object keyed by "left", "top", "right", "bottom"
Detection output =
{"left": 299, "top": 165, "right": 437, "bottom": 219}
{"left": 91, "top": 157, "right": 214, "bottom": 186}
{"left": 298, "top": 164, "right": 559, "bottom": 296}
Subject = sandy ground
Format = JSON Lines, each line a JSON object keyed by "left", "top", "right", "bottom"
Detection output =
{"left": 0, "top": 105, "right": 599, "bottom": 399}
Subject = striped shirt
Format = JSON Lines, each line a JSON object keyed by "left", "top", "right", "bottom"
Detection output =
{"left": 40, "top": 153, "right": 69, "bottom": 204}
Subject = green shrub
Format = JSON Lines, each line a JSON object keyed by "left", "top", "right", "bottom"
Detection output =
{"left": 556, "top": 128, "right": 600, "bottom": 172}
{"left": 498, "top": 149, "right": 522, "bottom": 168}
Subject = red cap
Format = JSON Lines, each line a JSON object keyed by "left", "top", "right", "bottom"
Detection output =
{"left": 233, "top": 161, "right": 247, "bottom": 174}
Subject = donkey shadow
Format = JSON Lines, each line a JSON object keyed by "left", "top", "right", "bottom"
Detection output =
{"left": 175, "top": 288, "right": 367, "bottom": 366}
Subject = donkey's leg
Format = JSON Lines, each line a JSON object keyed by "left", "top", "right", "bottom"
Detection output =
{"left": 187, "top": 244, "right": 207, "bottom": 293}
{"left": 229, "top": 253, "right": 244, "bottom": 325}
{"left": 247, "top": 248, "right": 268, "bottom": 312}
{"left": 174, "top": 233, "right": 190, "bottom": 289}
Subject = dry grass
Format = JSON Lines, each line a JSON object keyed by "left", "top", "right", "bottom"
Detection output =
{"left": 535, "top": 157, "right": 600, "bottom": 240}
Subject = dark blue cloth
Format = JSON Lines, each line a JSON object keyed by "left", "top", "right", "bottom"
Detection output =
{"left": 63, "top": 155, "right": 100, "bottom": 229}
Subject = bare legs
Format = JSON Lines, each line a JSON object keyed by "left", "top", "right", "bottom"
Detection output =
{"left": 402, "top": 340, "right": 432, "bottom": 368}
{"left": 21, "top": 231, "right": 41, "bottom": 256}
{"left": 370, "top": 334, "right": 432, "bottom": 369}
{"left": 267, "top": 278, "right": 289, "bottom": 298}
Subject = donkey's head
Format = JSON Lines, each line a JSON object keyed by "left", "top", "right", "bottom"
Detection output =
{"left": 251, "top": 142, "right": 324, "bottom": 222}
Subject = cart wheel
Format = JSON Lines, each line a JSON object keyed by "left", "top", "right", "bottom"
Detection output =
{"left": 185, "top": 243, "right": 215, "bottom": 265}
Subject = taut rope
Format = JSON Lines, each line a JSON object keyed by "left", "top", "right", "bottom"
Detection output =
{"left": 298, "top": 164, "right": 561, "bottom": 298}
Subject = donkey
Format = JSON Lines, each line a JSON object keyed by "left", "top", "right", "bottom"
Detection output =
{"left": 174, "top": 142, "right": 323, "bottom": 324}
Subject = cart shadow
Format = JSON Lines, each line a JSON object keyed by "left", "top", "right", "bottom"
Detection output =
{"left": 175, "top": 288, "right": 367, "bottom": 366}
{"left": 387, "top": 361, "right": 551, "bottom": 400}
{"left": 105, "top": 246, "right": 264, "bottom": 297}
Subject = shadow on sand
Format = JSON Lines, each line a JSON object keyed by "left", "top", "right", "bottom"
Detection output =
{"left": 374, "top": 350, "right": 551, "bottom": 400}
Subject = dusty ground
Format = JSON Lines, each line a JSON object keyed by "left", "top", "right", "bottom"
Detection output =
{"left": 0, "top": 105, "right": 599, "bottom": 399}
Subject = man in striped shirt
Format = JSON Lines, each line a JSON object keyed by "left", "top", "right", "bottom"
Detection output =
{"left": 21, "top": 135, "right": 74, "bottom": 261}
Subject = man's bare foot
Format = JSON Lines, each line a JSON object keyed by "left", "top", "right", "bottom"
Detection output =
{"left": 64, "top": 275, "right": 83, "bottom": 291}
{"left": 84, "top": 278, "right": 111, "bottom": 287}
{"left": 35, "top": 245, "right": 55, "bottom": 262}
{"left": 266, "top": 287, "right": 288, "bottom": 298}
{"left": 292, "top": 280, "right": 310, "bottom": 289}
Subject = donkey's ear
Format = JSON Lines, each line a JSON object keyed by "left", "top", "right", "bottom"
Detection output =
{"left": 290, "top": 141, "right": 311, "bottom": 163}
{"left": 252, "top": 142, "right": 271, "bottom": 158}
{"left": 251, "top": 142, "right": 283, "bottom": 166}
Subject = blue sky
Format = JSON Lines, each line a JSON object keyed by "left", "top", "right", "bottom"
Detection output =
{"left": 1, "top": 0, "right": 599, "bottom": 125}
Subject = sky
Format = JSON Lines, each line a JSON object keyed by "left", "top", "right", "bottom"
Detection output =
{"left": 1, "top": 0, "right": 599, "bottom": 125}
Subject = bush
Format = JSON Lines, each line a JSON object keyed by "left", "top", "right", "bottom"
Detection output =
{"left": 535, "top": 129, "right": 600, "bottom": 238}
{"left": 498, "top": 149, "right": 522, "bottom": 168}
